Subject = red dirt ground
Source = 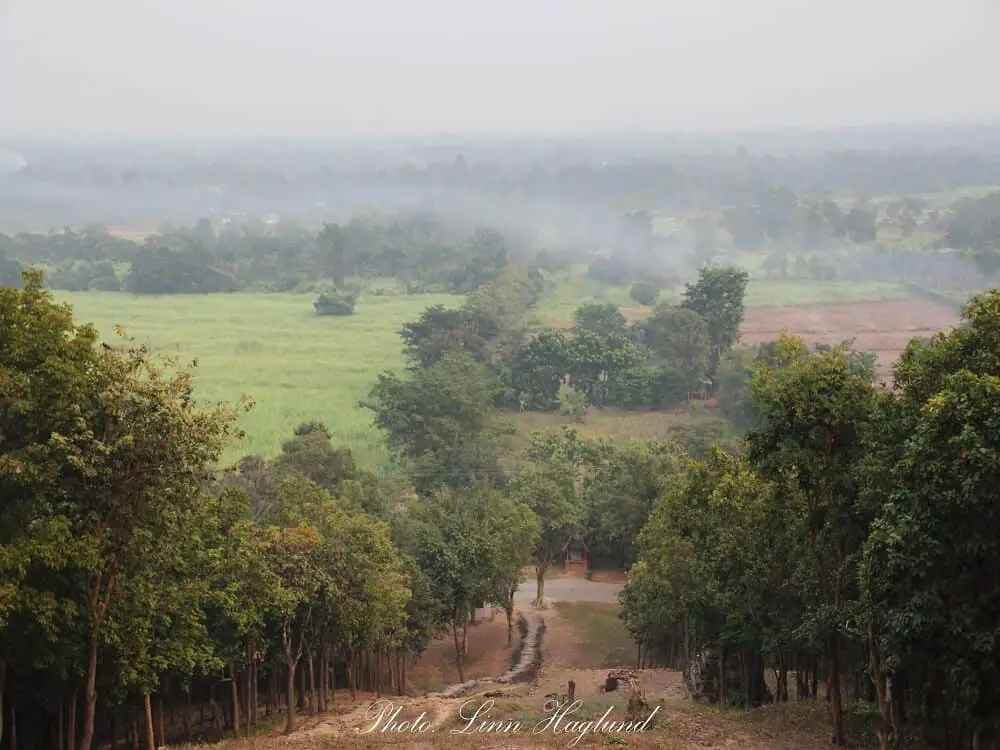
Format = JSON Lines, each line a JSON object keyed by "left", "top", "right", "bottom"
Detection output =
{"left": 739, "top": 299, "right": 959, "bottom": 377}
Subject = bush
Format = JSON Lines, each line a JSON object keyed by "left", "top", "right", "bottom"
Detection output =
{"left": 629, "top": 281, "right": 660, "bottom": 306}
{"left": 313, "top": 291, "right": 357, "bottom": 316}
{"left": 588, "top": 257, "right": 630, "bottom": 284}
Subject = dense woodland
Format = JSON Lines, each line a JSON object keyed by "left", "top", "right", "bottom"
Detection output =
{"left": 3, "top": 136, "right": 1000, "bottom": 750}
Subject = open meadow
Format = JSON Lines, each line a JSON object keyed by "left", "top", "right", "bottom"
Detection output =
{"left": 56, "top": 289, "right": 463, "bottom": 468}
{"left": 55, "top": 269, "right": 960, "bottom": 470}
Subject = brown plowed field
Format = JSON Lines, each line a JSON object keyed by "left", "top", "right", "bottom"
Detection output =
{"left": 740, "top": 300, "right": 959, "bottom": 377}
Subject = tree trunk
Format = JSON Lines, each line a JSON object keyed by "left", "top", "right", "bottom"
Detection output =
{"left": 284, "top": 662, "right": 297, "bottom": 735}
{"left": 10, "top": 697, "right": 15, "bottom": 750}
{"left": 400, "top": 649, "right": 407, "bottom": 696}
{"left": 78, "top": 637, "right": 99, "bottom": 750}
{"left": 534, "top": 567, "right": 546, "bottom": 606}
{"left": 229, "top": 667, "right": 241, "bottom": 738}
{"left": 298, "top": 659, "right": 307, "bottom": 711}
{"left": 307, "top": 654, "right": 316, "bottom": 714}
{"left": 318, "top": 650, "right": 327, "bottom": 714}
{"left": 375, "top": 649, "right": 382, "bottom": 698}
{"left": 156, "top": 698, "right": 165, "bottom": 749}
{"left": 719, "top": 646, "right": 728, "bottom": 709}
{"left": 828, "top": 632, "right": 844, "bottom": 745}
{"left": 0, "top": 659, "right": 5, "bottom": 749}
{"left": 869, "top": 621, "right": 891, "bottom": 750}
{"left": 70, "top": 691, "right": 80, "bottom": 750}
{"left": 143, "top": 694, "right": 156, "bottom": 750}
{"left": 181, "top": 693, "right": 191, "bottom": 744}
{"left": 130, "top": 713, "right": 139, "bottom": 750}
{"left": 58, "top": 693, "right": 64, "bottom": 750}
{"left": 347, "top": 650, "right": 356, "bottom": 700}
{"left": 451, "top": 619, "right": 466, "bottom": 683}
{"left": 396, "top": 649, "right": 404, "bottom": 696}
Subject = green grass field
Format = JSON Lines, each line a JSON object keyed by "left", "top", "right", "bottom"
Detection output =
{"left": 51, "top": 265, "right": 913, "bottom": 471}
{"left": 55, "top": 290, "right": 463, "bottom": 469}
{"left": 533, "top": 265, "right": 909, "bottom": 327}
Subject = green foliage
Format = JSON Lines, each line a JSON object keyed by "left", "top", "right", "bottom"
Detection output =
{"left": 362, "top": 351, "right": 509, "bottom": 494}
{"left": 587, "top": 257, "right": 631, "bottom": 284}
{"left": 313, "top": 290, "right": 357, "bottom": 316}
{"left": 629, "top": 281, "right": 660, "bottom": 306}
{"left": 680, "top": 266, "right": 749, "bottom": 378}
{"left": 573, "top": 302, "right": 628, "bottom": 343}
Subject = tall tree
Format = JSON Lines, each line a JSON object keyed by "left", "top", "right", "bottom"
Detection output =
{"left": 680, "top": 267, "right": 749, "bottom": 380}
{"left": 744, "top": 335, "right": 877, "bottom": 746}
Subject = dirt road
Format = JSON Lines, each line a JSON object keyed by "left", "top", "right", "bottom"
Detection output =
{"left": 513, "top": 576, "right": 623, "bottom": 606}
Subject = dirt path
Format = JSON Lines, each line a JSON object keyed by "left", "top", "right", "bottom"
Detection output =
{"left": 223, "top": 599, "right": 835, "bottom": 749}
{"left": 513, "top": 575, "right": 624, "bottom": 606}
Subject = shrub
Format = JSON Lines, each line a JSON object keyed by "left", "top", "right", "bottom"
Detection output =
{"left": 313, "top": 291, "right": 357, "bottom": 316}
{"left": 588, "top": 258, "right": 630, "bottom": 284}
{"left": 629, "top": 281, "right": 660, "bottom": 306}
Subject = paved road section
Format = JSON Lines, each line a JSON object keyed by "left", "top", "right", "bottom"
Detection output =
{"left": 513, "top": 576, "right": 623, "bottom": 605}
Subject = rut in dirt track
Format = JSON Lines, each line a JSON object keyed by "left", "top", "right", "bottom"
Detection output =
{"left": 283, "top": 611, "right": 545, "bottom": 742}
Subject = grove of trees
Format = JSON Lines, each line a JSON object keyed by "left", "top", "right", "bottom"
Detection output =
{"left": 620, "top": 293, "right": 1000, "bottom": 749}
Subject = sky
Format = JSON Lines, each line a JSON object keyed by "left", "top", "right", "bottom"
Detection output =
{"left": 1, "top": 0, "right": 998, "bottom": 138}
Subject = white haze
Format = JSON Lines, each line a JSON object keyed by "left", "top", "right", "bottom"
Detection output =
{"left": 1, "top": 0, "right": 998, "bottom": 139}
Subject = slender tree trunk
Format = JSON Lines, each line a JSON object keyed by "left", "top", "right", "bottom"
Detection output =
{"left": 181, "top": 693, "right": 191, "bottom": 743}
{"left": 828, "top": 632, "right": 844, "bottom": 745}
{"left": 244, "top": 646, "right": 252, "bottom": 727}
{"left": 307, "top": 654, "right": 316, "bottom": 715}
{"left": 78, "top": 637, "right": 99, "bottom": 750}
{"left": 869, "top": 621, "right": 891, "bottom": 750}
{"left": 347, "top": 650, "right": 356, "bottom": 700}
{"left": 298, "top": 658, "right": 307, "bottom": 710}
{"left": 396, "top": 649, "right": 403, "bottom": 696}
{"left": 375, "top": 649, "right": 382, "bottom": 698}
{"left": 10, "top": 697, "right": 16, "bottom": 750}
{"left": 534, "top": 566, "right": 546, "bottom": 607}
{"left": 58, "top": 693, "right": 65, "bottom": 750}
{"left": 227, "top": 669, "right": 240, "bottom": 738}
{"left": 143, "top": 694, "right": 156, "bottom": 750}
{"left": 68, "top": 685, "right": 80, "bottom": 750}
{"left": 284, "top": 661, "right": 297, "bottom": 735}
{"left": 130, "top": 712, "right": 139, "bottom": 750}
{"left": 452, "top": 619, "right": 466, "bottom": 683}
{"left": 719, "top": 646, "right": 728, "bottom": 710}
{"left": 0, "top": 659, "right": 6, "bottom": 749}
{"left": 156, "top": 698, "right": 165, "bottom": 748}
{"left": 318, "top": 650, "right": 327, "bottom": 714}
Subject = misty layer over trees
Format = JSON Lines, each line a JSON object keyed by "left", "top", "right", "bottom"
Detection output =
{"left": 2, "top": 126, "right": 1000, "bottom": 750}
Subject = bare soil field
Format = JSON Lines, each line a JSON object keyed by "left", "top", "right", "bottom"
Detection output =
{"left": 740, "top": 299, "right": 959, "bottom": 376}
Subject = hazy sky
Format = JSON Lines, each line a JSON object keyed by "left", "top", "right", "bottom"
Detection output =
{"left": 1, "top": 0, "right": 997, "bottom": 138}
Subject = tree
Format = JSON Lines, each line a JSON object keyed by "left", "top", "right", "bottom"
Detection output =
{"left": 859, "top": 290, "right": 1000, "bottom": 749}
{"left": 582, "top": 441, "right": 681, "bottom": 568}
{"left": 362, "top": 351, "right": 509, "bottom": 494}
{"left": 512, "top": 432, "right": 586, "bottom": 606}
{"left": 573, "top": 302, "right": 628, "bottom": 344}
{"left": 680, "top": 267, "right": 749, "bottom": 380}
{"left": 629, "top": 282, "right": 660, "bottom": 307}
{"left": 640, "top": 306, "right": 711, "bottom": 388}
{"left": 744, "top": 335, "right": 877, "bottom": 746}
{"left": 408, "top": 482, "right": 533, "bottom": 679}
